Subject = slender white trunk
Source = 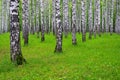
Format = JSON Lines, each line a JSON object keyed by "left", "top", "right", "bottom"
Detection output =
{"left": 102, "top": 0, "right": 105, "bottom": 33}
{"left": 52, "top": 0, "right": 56, "bottom": 35}
{"left": 81, "top": 0, "right": 86, "bottom": 42}
{"left": 97, "top": 0, "right": 101, "bottom": 36}
{"left": 0, "top": 1, "right": 2, "bottom": 34}
{"left": 41, "top": 0, "right": 45, "bottom": 41}
{"left": 89, "top": 0, "right": 93, "bottom": 39}
{"left": 54, "top": 0, "right": 62, "bottom": 52}
{"left": 2, "top": 0, "right": 5, "bottom": 32}
{"left": 63, "top": 0, "right": 69, "bottom": 37}
{"left": 77, "top": 0, "right": 81, "bottom": 33}
{"left": 110, "top": 0, "right": 114, "bottom": 35}
{"left": 105, "top": 0, "right": 109, "bottom": 32}
{"left": 116, "top": 0, "right": 120, "bottom": 33}
{"left": 31, "top": 0, "right": 35, "bottom": 34}
{"left": 22, "top": 0, "right": 29, "bottom": 45}
{"left": 72, "top": 0, "right": 77, "bottom": 44}
{"left": 36, "top": 0, "right": 40, "bottom": 38}
{"left": 48, "top": 0, "right": 51, "bottom": 33}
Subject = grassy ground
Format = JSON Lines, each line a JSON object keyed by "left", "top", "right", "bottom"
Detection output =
{"left": 0, "top": 33, "right": 120, "bottom": 80}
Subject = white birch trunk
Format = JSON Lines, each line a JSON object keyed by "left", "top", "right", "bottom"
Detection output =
{"left": 10, "top": 0, "right": 25, "bottom": 65}
{"left": 115, "top": 0, "right": 120, "bottom": 33}
{"left": 72, "top": 0, "right": 77, "bottom": 44}
{"left": 81, "top": 0, "right": 86, "bottom": 42}
{"left": 89, "top": 0, "right": 93, "bottom": 39}
{"left": 36, "top": 0, "right": 40, "bottom": 38}
{"left": 41, "top": 0, "right": 45, "bottom": 41}
{"left": 63, "top": 0, "right": 69, "bottom": 37}
{"left": 22, "top": 0, "right": 29, "bottom": 45}
{"left": 54, "top": 0, "right": 62, "bottom": 52}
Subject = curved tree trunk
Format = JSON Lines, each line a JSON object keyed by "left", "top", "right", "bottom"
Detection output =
{"left": 10, "top": 0, "right": 25, "bottom": 65}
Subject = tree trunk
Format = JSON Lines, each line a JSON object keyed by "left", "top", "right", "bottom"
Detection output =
{"left": 94, "top": 0, "right": 97, "bottom": 38}
{"left": 89, "top": 0, "right": 93, "bottom": 39}
{"left": 10, "top": 0, "right": 25, "bottom": 65}
{"left": 97, "top": 0, "right": 101, "bottom": 37}
{"left": 0, "top": 1, "right": 2, "bottom": 34}
{"left": 115, "top": 0, "right": 120, "bottom": 33}
{"left": 48, "top": 0, "right": 51, "bottom": 34}
{"left": 63, "top": 0, "right": 69, "bottom": 38}
{"left": 81, "top": 0, "right": 86, "bottom": 42}
{"left": 110, "top": 0, "right": 114, "bottom": 35}
{"left": 102, "top": 0, "right": 105, "bottom": 33}
{"left": 41, "top": 0, "right": 45, "bottom": 41}
{"left": 2, "top": 0, "right": 5, "bottom": 33}
{"left": 105, "top": 0, "right": 109, "bottom": 32}
{"left": 77, "top": 0, "right": 81, "bottom": 34}
{"left": 54, "top": 0, "right": 62, "bottom": 52}
{"left": 30, "top": 0, "right": 35, "bottom": 34}
{"left": 72, "top": 0, "right": 77, "bottom": 45}
{"left": 52, "top": 0, "right": 56, "bottom": 35}
{"left": 94, "top": 0, "right": 101, "bottom": 37}
{"left": 36, "top": 0, "right": 40, "bottom": 38}
{"left": 22, "top": 0, "right": 29, "bottom": 45}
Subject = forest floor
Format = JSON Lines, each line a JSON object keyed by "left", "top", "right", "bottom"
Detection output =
{"left": 0, "top": 33, "right": 120, "bottom": 80}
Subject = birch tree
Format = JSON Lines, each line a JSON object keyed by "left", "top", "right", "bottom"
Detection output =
{"left": 77, "top": 0, "right": 81, "bottom": 33}
{"left": 1, "top": 0, "right": 6, "bottom": 33}
{"left": 102, "top": 0, "right": 105, "bottom": 33}
{"left": 48, "top": 0, "right": 51, "bottom": 33}
{"left": 36, "top": 0, "right": 40, "bottom": 38}
{"left": 115, "top": 0, "right": 120, "bottom": 33}
{"left": 41, "top": 0, "right": 45, "bottom": 41}
{"left": 10, "top": 0, "right": 25, "bottom": 65}
{"left": 89, "top": 0, "right": 93, "bottom": 39}
{"left": 22, "top": 0, "right": 29, "bottom": 45}
{"left": 30, "top": 0, "right": 35, "bottom": 34}
{"left": 97, "top": 0, "right": 101, "bottom": 37}
{"left": 0, "top": 1, "right": 2, "bottom": 34}
{"left": 105, "top": 0, "right": 109, "bottom": 32}
{"left": 52, "top": 0, "right": 56, "bottom": 35}
{"left": 54, "top": 0, "right": 62, "bottom": 52}
{"left": 109, "top": 0, "right": 114, "bottom": 35}
{"left": 63, "top": 0, "right": 69, "bottom": 38}
{"left": 94, "top": 0, "right": 101, "bottom": 38}
{"left": 94, "top": 0, "right": 97, "bottom": 38}
{"left": 81, "top": 0, "right": 86, "bottom": 42}
{"left": 72, "top": 0, "right": 77, "bottom": 44}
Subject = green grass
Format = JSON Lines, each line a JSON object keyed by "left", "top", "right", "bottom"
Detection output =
{"left": 0, "top": 33, "right": 120, "bottom": 80}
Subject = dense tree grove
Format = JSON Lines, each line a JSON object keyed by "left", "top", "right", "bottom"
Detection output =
{"left": 0, "top": 0, "right": 119, "bottom": 64}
